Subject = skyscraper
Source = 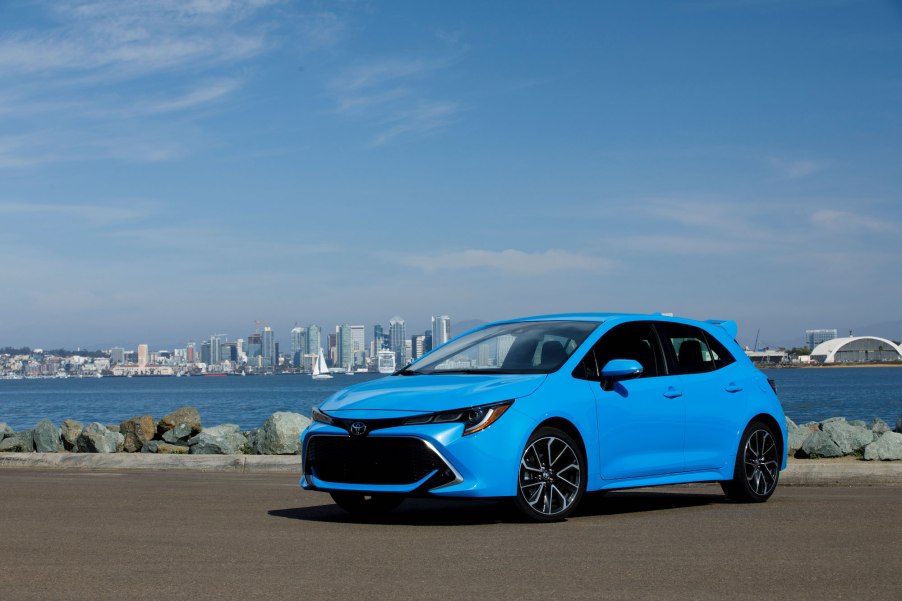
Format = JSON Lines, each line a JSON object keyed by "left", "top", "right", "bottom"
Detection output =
{"left": 137, "top": 344, "right": 148, "bottom": 368}
{"left": 290, "top": 326, "right": 306, "bottom": 368}
{"left": 306, "top": 325, "right": 322, "bottom": 356}
{"left": 373, "top": 325, "right": 385, "bottom": 350}
{"left": 335, "top": 324, "right": 352, "bottom": 369}
{"left": 262, "top": 326, "right": 275, "bottom": 368}
{"left": 389, "top": 316, "right": 406, "bottom": 368}
{"left": 350, "top": 325, "right": 365, "bottom": 356}
{"left": 186, "top": 342, "right": 195, "bottom": 364}
{"left": 209, "top": 335, "right": 222, "bottom": 365}
{"left": 432, "top": 315, "right": 452, "bottom": 348}
{"left": 110, "top": 347, "right": 126, "bottom": 365}
{"left": 246, "top": 333, "right": 262, "bottom": 367}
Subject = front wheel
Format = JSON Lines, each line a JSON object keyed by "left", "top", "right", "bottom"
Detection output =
{"left": 513, "top": 427, "right": 586, "bottom": 522}
{"left": 330, "top": 492, "right": 403, "bottom": 517}
{"left": 721, "top": 421, "right": 781, "bottom": 502}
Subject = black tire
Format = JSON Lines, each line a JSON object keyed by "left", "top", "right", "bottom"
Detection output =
{"left": 513, "top": 426, "right": 586, "bottom": 522}
{"left": 721, "top": 420, "right": 781, "bottom": 503}
{"left": 330, "top": 492, "right": 404, "bottom": 517}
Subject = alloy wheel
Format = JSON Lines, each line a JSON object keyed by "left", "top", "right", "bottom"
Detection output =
{"left": 743, "top": 428, "right": 779, "bottom": 496}
{"left": 518, "top": 435, "right": 582, "bottom": 517}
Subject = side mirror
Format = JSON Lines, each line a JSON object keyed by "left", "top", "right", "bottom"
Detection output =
{"left": 600, "top": 359, "right": 643, "bottom": 383}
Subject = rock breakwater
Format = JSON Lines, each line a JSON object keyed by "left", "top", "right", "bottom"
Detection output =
{"left": 0, "top": 407, "right": 311, "bottom": 456}
{"left": 2, "top": 408, "right": 900, "bottom": 460}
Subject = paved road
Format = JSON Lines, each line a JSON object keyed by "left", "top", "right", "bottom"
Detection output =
{"left": 1, "top": 470, "right": 899, "bottom": 601}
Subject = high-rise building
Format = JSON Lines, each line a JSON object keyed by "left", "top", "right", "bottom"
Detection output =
{"left": 350, "top": 325, "right": 365, "bottom": 356}
{"left": 186, "top": 342, "right": 195, "bottom": 364}
{"left": 424, "top": 330, "right": 433, "bottom": 354}
{"left": 373, "top": 325, "right": 385, "bottom": 350}
{"left": 389, "top": 316, "right": 406, "bottom": 368}
{"left": 306, "top": 325, "right": 322, "bottom": 359}
{"left": 137, "top": 344, "right": 149, "bottom": 368}
{"left": 110, "top": 347, "right": 126, "bottom": 365}
{"left": 432, "top": 315, "right": 452, "bottom": 348}
{"left": 262, "top": 326, "right": 275, "bottom": 368}
{"left": 246, "top": 333, "right": 262, "bottom": 367}
{"left": 200, "top": 341, "right": 212, "bottom": 364}
{"left": 806, "top": 329, "right": 837, "bottom": 350}
{"left": 290, "top": 326, "right": 306, "bottom": 368}
{"left": 336, "top": 324, "right": 353, "bottom": 369}
{"left": 411, "top": 334, "right": 426, "bottom": 360}
{"left": 209, "top": 335, "right": 222, "bottom": 365}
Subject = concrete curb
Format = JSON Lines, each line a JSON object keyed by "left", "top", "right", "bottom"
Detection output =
{"left": 0, "top": 453, "right": 301, "bottom": 473}
{"left": 1, "top": 454, "right": 901, "bottom": 484}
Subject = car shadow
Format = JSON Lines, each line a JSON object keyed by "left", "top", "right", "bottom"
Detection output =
{"left": 269, "top": 487, "right": 727, "bottom": 526}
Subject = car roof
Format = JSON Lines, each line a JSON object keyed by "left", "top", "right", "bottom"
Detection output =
{"left": 485, "top": 313, "right": 739, "bottom": 339}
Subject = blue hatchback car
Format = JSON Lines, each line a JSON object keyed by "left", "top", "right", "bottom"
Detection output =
{"left": 300, "top": 313, "right": 787, "bottom": 521}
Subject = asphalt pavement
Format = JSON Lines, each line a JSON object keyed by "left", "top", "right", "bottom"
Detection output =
{"left": 0, "top": 469, "right": 899, "bottom": 601}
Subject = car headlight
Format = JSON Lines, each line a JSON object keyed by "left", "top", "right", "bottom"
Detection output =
{"left": 402, "top": 401, "right": 513, "bottom": 436}
{"left": 311, "top": 407, "right": 334, "bottom": 425}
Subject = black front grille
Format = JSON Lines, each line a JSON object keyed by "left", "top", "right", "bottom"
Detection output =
{"left": 305, "top": 435, "right": 454, "bottom": 487}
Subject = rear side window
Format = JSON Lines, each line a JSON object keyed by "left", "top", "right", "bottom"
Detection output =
{"left": 658, "top": 323, "right": 736, "bottom": 374}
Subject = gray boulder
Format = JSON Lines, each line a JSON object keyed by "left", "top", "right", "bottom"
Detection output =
{"left": 848, "top": 419, "right": 866, "bottom": 428}
{"left": 821, "top": 416, "right": 846, "bottom": 425}
{"left": 141, "top": 440, "right": 188, "bottom": 454}
{"left": 895, "top": 416, "right": 902, "bottom": 434}
{"left": 0, "top": 430, "right": 35, "bottom": 453}
{"left": 188, "top": 424, "right": 247, "bottom": 455}
{"left": 868, "top": 418, "right": 890, "bottom": 435}
{"left": 0, "top": 422, "right": 13, "bottom": 441}
{"left": 60, "top": 419, "right": 83, "bottom": 451}
{"left": 822, "top": 420, "right": 875, "bottom": 455}
{"left": 158, "top": 407, "right": 202, "bottom": 437}
{"left": 788, "top": 421, "right": 817, "bottom": 452}
{"left": 254, "top": 412, "right": 310, "bottom": 455}
{"left": 161, "top": 423, "right": 193, "bottom": 446}
{"left": 77, "top": 422, "right": 123, "bottom": 453}
{"left": 863, "top": 432, "right": 902, "bottom": 461}
{"left": 33, "top": 419, "right": 62, "bottom": 453}
{"left": 799, "top": 430, "right": 844, "bottom": 458}
{"left": 120, "top": 415, "right": 155, "bottom": 452}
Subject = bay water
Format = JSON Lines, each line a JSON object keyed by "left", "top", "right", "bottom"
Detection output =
{"left": 0, "top": 367, "right": 900, "bottom": 432}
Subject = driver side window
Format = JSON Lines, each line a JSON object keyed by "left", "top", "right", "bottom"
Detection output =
{"left": 574, "top": 322, "right": 664, "bottom": 380}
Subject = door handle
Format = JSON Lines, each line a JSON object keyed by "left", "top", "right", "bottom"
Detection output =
{"left": 725, "top": 383, "right": 743, "bottom": 393}
{"left": 663, "top": 387, "right": 683, "bottom": 399}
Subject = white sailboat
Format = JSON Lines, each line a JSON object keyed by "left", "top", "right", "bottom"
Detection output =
{"left": 311, "top": 348, "right": 333, "bottom": 380}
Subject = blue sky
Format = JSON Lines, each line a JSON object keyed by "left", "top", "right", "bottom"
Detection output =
{"left": 1, "top": 0, "right": 900, "bottom": 350}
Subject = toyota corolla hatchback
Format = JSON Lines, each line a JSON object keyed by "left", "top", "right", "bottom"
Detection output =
{"left": 300, "top": 313, "right": 787, "bottom": 521}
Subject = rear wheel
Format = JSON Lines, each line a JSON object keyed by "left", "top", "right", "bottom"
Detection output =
{"left": 721, "top": 421, "right": 781, "bottom": 502}
{"left": 330, "top": 492, "right": 404, "bottom": 516}
{"left": 513, "top": 427, "right": 586, "bottom": 522}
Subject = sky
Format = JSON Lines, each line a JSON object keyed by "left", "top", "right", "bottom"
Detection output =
{"left": 1, "top": 0, "right": 900, "bottom": 351}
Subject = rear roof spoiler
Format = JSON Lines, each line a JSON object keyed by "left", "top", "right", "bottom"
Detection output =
{"left": 706, "top": 319, "right": 738, "bottom": 340}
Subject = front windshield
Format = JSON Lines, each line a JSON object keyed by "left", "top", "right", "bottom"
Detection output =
{"left": 403, "top": 321, "right": 598, "bottom": 375}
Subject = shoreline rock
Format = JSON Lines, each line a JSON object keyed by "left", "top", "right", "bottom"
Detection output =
{"left": 1, "top": 410, "right": 900, "bottom": 460}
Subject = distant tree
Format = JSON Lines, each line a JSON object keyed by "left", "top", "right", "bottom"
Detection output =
{"left": 788, "top": 347, "right": 811, "bottom": 356}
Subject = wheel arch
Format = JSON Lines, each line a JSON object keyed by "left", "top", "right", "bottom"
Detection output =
{"left": 533, "top": 417, "right": 588, "bottom": 462}
{"left": 744, "top": 412, "right": 786, "bottom": 472}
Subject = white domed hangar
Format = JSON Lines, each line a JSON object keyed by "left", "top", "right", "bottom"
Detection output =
{"left": 810, "top": 336, "right": 902, "bottom": 364}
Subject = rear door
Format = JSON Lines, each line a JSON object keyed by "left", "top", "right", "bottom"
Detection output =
{"left": 657, "top": 322, "right": 747, "bottom": 472}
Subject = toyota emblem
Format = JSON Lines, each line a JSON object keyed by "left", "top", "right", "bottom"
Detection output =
{"left": 349, "top": 422, "right": 367, "bottom": 436}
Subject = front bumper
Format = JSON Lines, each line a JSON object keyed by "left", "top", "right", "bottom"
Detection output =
{"left": 300, "top": 412, "right": 531, "bottom": 498}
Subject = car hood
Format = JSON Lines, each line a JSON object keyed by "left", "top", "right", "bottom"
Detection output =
{"left": 320, "top": 373, "right": 547, "bottom": 414}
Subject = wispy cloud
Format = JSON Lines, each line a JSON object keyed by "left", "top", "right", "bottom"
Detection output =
{"left": 811, "top": 209, "right": 900, "bottom": 234}
{"left": 397, "top": 249, "right": 614, "bottom": 275}
{"left": 330, "top": 51, "right": 463, "bottom": 145}
{"left": 0, "top": 201, "right": 154, "bottom": 226}
{"left": 767, "top": 157, "right": 828, "bottom": 179}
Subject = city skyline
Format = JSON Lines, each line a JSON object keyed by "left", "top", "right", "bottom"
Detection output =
{"left": 1, "top": 2, "right": 900, "bottom": 351}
